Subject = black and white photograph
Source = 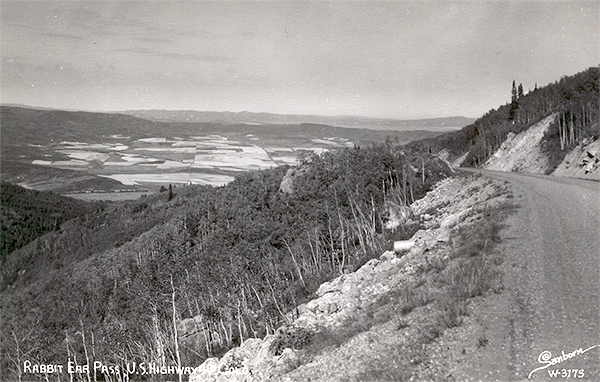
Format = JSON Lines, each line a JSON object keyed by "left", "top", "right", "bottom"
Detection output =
{"left": 1, "top": 1, "right": 598, "bottom": 381}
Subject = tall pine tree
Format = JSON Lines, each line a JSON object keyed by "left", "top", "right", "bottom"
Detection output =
{"left": 518, "top": 83, "right": 524, "bottom": 99}
{"left": 509, "top": 80, "right": 518, "bottom": 121}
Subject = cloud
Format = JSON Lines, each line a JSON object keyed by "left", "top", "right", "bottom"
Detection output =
{"left": 132, "top": 36, "right": 173, "bottom": 44}
{"left": 115, "top": 47, "right": 234, "bottom": 63}
{"left": 40, "top": 32, "right": 85, "bottom": 41}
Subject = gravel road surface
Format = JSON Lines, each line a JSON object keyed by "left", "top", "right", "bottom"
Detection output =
{"left": 456, "top": 169, "right": 599, "bottom": 381}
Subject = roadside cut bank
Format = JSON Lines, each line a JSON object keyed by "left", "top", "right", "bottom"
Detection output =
{"left": 190, "top": 173, "right": 517, "bottom": 381}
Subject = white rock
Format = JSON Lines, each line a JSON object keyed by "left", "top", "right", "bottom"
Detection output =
{"left": 189, "top": 357, "right": 219, "bottom": 382}
{"left": 394, "top": 240, "right": 415, "bottom": 253}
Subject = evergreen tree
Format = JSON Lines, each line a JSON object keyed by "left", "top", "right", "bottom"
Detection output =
{"left": 509, "top": 80, "right": 518, "bottom": 121}
{"left": 511, "top": 80, "right": 517, "bottom": 105}
{"left": 518, "top": 83, "right": 524, "bottom": 99}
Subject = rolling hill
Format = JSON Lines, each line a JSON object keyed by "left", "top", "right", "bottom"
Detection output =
{"left": 1, "top": 106, "right": 446, "bottom": 194}
{"left": 121, "top": 110, "right": 475, "bottom": 131}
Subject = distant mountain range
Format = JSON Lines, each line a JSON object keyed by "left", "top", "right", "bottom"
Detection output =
{"left": 120, "top": 110, "right": 475, "bottom": 131}
{"left": 1, "top": 104, "right": 474, "bottom": 131}
{"left": 0, "top": 105, "right": 448, "bottom": 193}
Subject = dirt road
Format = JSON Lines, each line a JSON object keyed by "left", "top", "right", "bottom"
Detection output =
{"left": 455, "top": 169, "right": 599, "bottom": 381}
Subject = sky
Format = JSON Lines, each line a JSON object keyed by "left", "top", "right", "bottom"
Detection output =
{"left": 1, "top": 1, "right": 598, "bottom": 120}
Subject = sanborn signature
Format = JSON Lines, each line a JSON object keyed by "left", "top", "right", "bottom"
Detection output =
{"left": 528, "top": 344, "right": 600, "bottom": 379}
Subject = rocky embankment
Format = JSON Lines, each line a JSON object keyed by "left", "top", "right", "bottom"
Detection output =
{"left": 190, "top": 174, "right": 513, "bottom": 382}
{"left": 482, "top": 113, "right": 600, "bottom": 180}
{"left": 483, "top": 114, "right": 556, "bottom": 174}
{"left": 552, "top": 137, "right": 600, "bottom": 179}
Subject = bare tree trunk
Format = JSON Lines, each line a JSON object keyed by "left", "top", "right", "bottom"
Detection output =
{"left": 79, "top": 318, "right": 92, "bottom": 382}
{"left": 327, "top": 207, "right": 336, "bottom": 271}
{"left": 570, "top": 111, "right": 575, "bottom": 146}
{"left": 66, "top": 331, "right": 74, "bottom": 382}
{"left": 283, "top": 238, "right": 305, "bottom": 287}
{"left": 560, "top": 112, "right": 566, "bottom": 150}
{"left": 334, "top": 190, "right": 347, "bottom": 274}
{"left": 266, "top": 277, "right": 286, "bottom": 319}
{"left": 10, "top": 331, "right": 23, "bottom": 382}
{"left": 236, "top": 298, "right": 244, "bottom": 345}
{"left": 170, "top": 275, "right": 182, "bottom": 382}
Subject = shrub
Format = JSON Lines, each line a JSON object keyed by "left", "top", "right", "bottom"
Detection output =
{"left": 269, "top": 326, "right": 313, "bottom": 356}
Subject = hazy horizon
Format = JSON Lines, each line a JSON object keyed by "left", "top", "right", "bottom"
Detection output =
{"left": 0, "top": 101, "right": 477, "bottom": 122}
{"left": 1, "top": 1, "right": 598, "bottom": 120}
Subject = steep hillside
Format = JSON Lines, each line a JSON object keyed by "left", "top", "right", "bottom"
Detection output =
{"left": 0, "top": 183, "right": 99, "bottom": 261}
{"left": 552, "top": 137, "right": 600, "bottom": 179}
{"left": 482, "top": 113, "right": 600, "bottom": 179}
{"left": 409, "top": 67, "right": 599, "bottom": 179}
{"left": 0, "top": 143, "right": 452, "bottom": 382}
{"left": 189, "top": 174, "right": 514, "bottom": 381}
{"left": 483, "top": 114, "right": 556, "bottom": 174}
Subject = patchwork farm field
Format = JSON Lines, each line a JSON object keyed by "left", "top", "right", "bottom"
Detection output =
{"left": 28, "top": 134, "right": 352, "bottom": 194}
{"left": 1, "top": 106, "right": 446, "bottom": 198}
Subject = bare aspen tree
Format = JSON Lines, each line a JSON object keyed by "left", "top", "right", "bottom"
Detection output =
{"left": 236, "top": 299, "right": 244, "bottom": 345}
{"left": 9, "top": 329, "right": 37, "bottom": 382}
{"left": 66, "top": 331, "right": 74, "bottom": 382}
{"left": 283, "top": 238, "right": 305, "bottom": 287}
{"left": 560, "top": 112, "right": 566, "bottom": 150}
{"left": 170, "top": 275, "right": 182, "bottom": 382}
{"left": 570, "top": 111, "right": 575, "bottom": 146}
{"left": 77, "top": 318, "right": 92, "bottom": 382}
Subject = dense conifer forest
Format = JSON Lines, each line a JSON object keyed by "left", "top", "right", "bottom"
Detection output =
{"left": 0, "top": 141, "right": 451, "bottom": 381}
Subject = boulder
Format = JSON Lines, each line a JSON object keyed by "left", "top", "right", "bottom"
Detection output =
{"left": 190, "top": 358, "right": 220, "bottom": 382}
{"left": 553, "top": 138, "right": 600, "bottom": 179}
{"left": 380, "top": 250, "right": 397, "bottom": 262}
{"left": 355, "top": 258, "right": 380, "bottom": 276}
{"left": 272, "top": 348, "right": 300, "bottom": 374}
{"left": 384, "top": 203, "right": 414, "bottom": 230}
{"left": 218, "top": 338, "right": 263, "bottom": 373}
{"left": 393, "top": 240, "right": 415, "bottom": 253}
{"left": 279, "top": 166, "right": 309, "bottom": 194}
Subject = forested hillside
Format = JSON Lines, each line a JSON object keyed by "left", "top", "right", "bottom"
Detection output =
{"left": 1, "top": 142, "right": 452, "bottom": 381}
{"left": 409, "top": 67, "right": 599, "bottom": 168}
{"left": 0, "top": 183, "right": 99, "bottom": 262}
